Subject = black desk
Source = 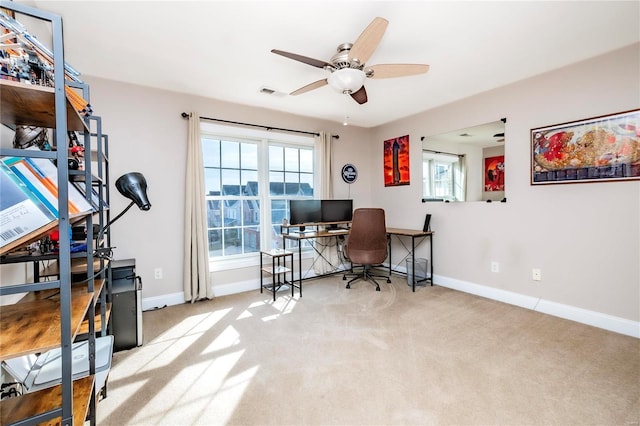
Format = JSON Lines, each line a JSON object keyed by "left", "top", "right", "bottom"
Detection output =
{"left": 386, "top": 228, "right": 433, "bottom": 292}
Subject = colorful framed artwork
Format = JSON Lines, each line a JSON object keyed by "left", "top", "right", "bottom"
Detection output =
{"left": 531, "top": 109, "right": 639, "bottom": 185}
{"left": 484, "top": 155, "right": 505, "bottom": 191}
{"left": 384, "top": 135, "right": 410, "bottom": 187}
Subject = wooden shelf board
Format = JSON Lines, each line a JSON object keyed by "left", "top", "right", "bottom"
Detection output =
{"left": 78, "top": 302, "right": 112, "bottom": 335}
{"left": 262, "top": 266, "right": 291, "bottom": 274}
{"left": 0, "top": 375, "right": 94, "bottom": 426}
{"left": 40, "top": 258, "right": 107, "bottom": 277}
{"left": 18, "top": 279, "right": 104, "bottom": 305}
{"left": 0, "top": 292, "right": 94, "bottom": 360}
{"left": 0, "top": 79, "right": 88, "bottom": 132}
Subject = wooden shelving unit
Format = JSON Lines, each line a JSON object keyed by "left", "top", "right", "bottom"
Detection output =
{"left": 16, "top": 279, "right": 112, "bottom": 337}
{"left": 0, "top": 376, "right": 94, "bottom": 426}
{"left": 0, "top": 293, "right": 94, "bottom": 359}
{"left": 0, "top": 79, "right": 89, "bottom": 132}
{"left": 0, "top": 2, "right": 112, "bottom": 425}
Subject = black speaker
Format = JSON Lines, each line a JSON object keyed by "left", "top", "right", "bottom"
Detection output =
{"left": 423, "top": 214, "right": 432, "bottom": 232}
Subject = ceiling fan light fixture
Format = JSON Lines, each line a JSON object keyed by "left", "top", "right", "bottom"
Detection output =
{"left": 327, "top": 68, "right": 366, "bottom": 94}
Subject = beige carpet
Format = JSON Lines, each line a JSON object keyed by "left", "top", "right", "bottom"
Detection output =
{"left": 97, "top": 274, "right": 640, "bottom": 426}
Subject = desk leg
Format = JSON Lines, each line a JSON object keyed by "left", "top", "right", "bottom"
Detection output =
{"left": 260, "top": 253, "right": 263, "bottom": 295}
{"left": 298, "top": 244, "right": 302, "bottom": 296}
{"left": 271, "top": 256, "right": 276, "bottom": 301}
{"left": 388, "top": 236, "right": 392, "bottom": 279}
{"left": 412, "top": 236, "right": 416, "bottom": 293}
{"left": 430, "top": 234, "right": 433, "bottom": 286}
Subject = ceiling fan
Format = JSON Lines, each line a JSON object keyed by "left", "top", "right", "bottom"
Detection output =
{"left": 271, "top": 17, "right": 429, "bottom": 105}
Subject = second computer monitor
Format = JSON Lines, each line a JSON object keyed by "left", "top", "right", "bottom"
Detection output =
{"left": 321, "top": 199, "right": 353, "bottom": 223}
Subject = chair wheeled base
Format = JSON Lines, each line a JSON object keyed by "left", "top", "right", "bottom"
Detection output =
{"left": 343, "top": 265, "right": 391, "bottom": 291}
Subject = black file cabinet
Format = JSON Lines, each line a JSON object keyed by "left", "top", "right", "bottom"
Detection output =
{"left": 110, "top": 258, "right": 143, "bottom": 352}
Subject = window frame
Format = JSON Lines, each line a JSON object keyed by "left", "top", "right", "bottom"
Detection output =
{"left": 200, "top": 122, "right": 318, "bottom": 271}
{"left": 422, "top": 151, "right": 466, "bottom": 202}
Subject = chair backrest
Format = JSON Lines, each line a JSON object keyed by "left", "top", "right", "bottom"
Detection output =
{"left": 346, "top": 208, "right": 387, "bottom": 265}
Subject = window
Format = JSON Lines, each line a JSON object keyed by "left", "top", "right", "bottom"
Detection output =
{"left": 201, "top": 124, "right": 315, "bottom": 260}
{"left": 422, "top": 151, "right": 466, "bottom": 202}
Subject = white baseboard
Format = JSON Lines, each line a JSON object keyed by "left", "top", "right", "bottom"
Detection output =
{"left": 142, "top": 292, "right": 185, "bottom": 311}
{"left": 212, "top": 279, "right": 258, "bottom": 298}
{"left": 435, "top": 274, "right": 640, "bottom": 339}
{"left": 140, "top": 272, "right": 325, "bottom": 310}
{"left": 141, "top": 279, "right": 265, "bottom": 310}
{"left": 140, "top": 273, "right": 639, "bottom": 339}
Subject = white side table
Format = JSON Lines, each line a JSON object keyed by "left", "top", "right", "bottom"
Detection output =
{"left": 260, "top": 249, "right": 299, "bottom": 301}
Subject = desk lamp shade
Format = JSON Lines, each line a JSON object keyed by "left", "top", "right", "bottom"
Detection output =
{"left": 115, "top": 172, "right": 151, "bottom": 211}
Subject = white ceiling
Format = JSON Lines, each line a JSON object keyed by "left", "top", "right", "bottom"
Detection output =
{"left": 22, "top": 1, "right": 640, "bottom": 128}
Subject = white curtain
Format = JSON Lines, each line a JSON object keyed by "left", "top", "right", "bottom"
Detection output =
{"left": 183, "top": 112, "right": 213, "bottom": 302}
{"left": 313, "top": 131, "right": 340, "bottom": 275}
{"left": 318, "top": 131, "right": 333, "bottom": 199}
{"left": 454, "top": 155, "right": 467, "bottom": 202}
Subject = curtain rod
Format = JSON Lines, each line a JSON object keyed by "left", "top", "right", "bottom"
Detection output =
{"left": 423, "top": 148, "right": 465, "bottom": 157}
{"left": 181, "top": 112, "right": 339, "bottom": 139}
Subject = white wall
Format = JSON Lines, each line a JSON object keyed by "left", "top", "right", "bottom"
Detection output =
{"left": 372, "top": 44, "right": 640, "bottom": 328}
{"left": 72, "top": 78, "right": 374, "bottom": 302}
{"left": 2, "top": 43, "right": 637, "bottom": 336}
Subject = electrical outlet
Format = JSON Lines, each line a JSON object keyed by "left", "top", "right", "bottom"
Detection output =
{"left": 491, "top": 261, "right": 500, "bottom": 273}
{"left": 532, "top": 268, "right": 542, "bottom": 281}
{"left": 154, "top": 268, "right": 163, "bottom": 280}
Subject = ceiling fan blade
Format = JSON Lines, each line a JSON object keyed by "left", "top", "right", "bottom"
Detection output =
{"left": 271, "top": 49, "right": 332, "bottom": 69}
{"left": 348, "top": 17, "right": 388, "bottom": 65}
{"left": 350, "top": 86, "right": 368, "bottom": 104}
{"left": 290, "top": 79, "right": 328, "bottom": 96}
{"left": 367, "top": 64, "right": 430, "bottom": 79}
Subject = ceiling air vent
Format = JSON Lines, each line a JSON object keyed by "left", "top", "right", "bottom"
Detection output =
{"left": 259, "top": 86, "right": 286, "bottom": 97}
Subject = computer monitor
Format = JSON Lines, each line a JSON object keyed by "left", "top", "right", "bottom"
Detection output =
{"left": 289, "top": 199, "right": 322, "bottom": 226}
{"left": 321, "top": 199, "right": 353, "bottom": 224}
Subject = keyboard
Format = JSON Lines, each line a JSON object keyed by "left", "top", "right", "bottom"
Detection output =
{"left": 327, "top": 229, "right": 346, "bottom": 233}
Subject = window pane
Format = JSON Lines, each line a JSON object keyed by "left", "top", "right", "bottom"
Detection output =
{"left": 204, "top": 168, "right": 220, "bottom": 195}
{"left": 208, "top": 229, "right": 222, "bottom": 257}
{"left": 221, "top": 169, "right": 241, "bottom": 195}
{"left": 202, "top": 138, "right": 220, "bottom": 167}
{"left": 300, "top": 149, "right": 313, "bottom": 172}
{"left": 271, "top": 199, "right": 287, "bottom": 225}
{"left": 243, "top": 200, "right": 260, "bottom": 225}
{"left": 269, "top": 146, "right": 283, "bottom": 171}
{"left": 243, "top": 227, "right": 260, "bottom": 253}
{"left": 300, "top": 173, "right": 314, "bottom": 196}
{"left": 206, "top": 199, "right": 222, "bottom": 227}
{"left": 221, "top": 141, "right": 240, "bottom": 168}
{"left": 241, "top": 143, "right": 258, "bottom": 170}
{"left": 284, "top": 147, "right": 299, "bottom": 172}
{"left": 269, "top": 171, "right": 285, "bottom": 195}
{"left": 241, "top": 170, "right": 258, "bottom": 195}
{"left": 223, "top": 228, "right": 241, "bottom": 256}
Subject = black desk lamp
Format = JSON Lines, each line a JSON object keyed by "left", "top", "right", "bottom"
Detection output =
{"left": 97, "top": 172, "right": 151, "bottom": 245}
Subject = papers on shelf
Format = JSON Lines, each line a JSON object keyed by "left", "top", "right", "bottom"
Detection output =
{"left": 0, "top": 162, "right": 55, "bottom": 248}
{"left": 2, "top": 148, "right": 93, "bottom": 216}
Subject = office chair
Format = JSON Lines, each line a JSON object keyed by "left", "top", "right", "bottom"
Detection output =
{"left": 342, "top": 208, "right": 391, "bottom": 291}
